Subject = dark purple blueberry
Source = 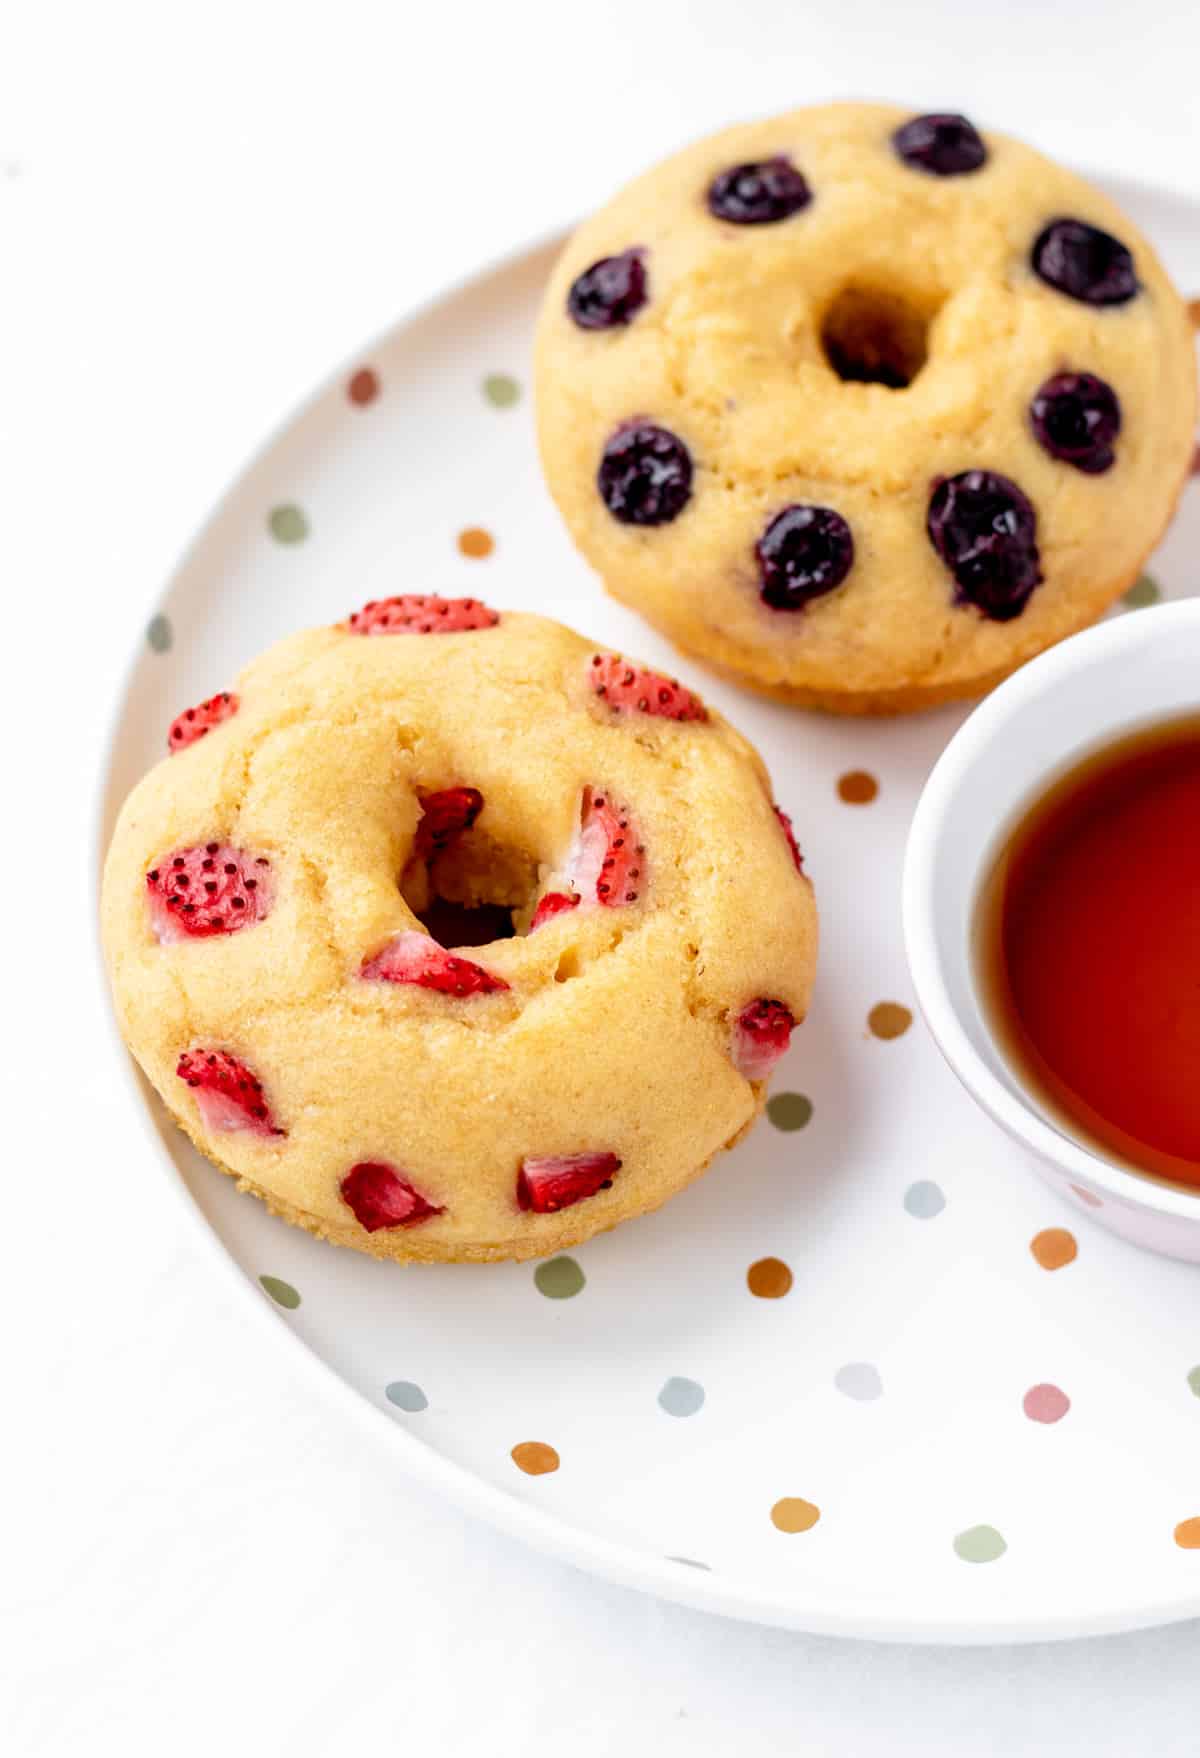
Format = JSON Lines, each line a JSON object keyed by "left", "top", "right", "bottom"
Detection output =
{"left": 598, "top": 422, "right": 692, "bottom": 526}
{"left": 927, "top": 470, "right": 1042, "bottom": 621}
{"left": 1030, "top": 372, "right": 1121, "bottom": 474}
{"left": 567, "top": 248, "right": 647, "bottom": 331}
{"left": 706, "top": 156, "right": 811, "bottom": 225}
{"left": 891, "top": 112, "right": 987, "bottom": 176}
{"left": 1032, "top": 219, "right": 1138, "bottom": 306}
{"left": 756, "top": 506, "right": 855, "bottom": 611}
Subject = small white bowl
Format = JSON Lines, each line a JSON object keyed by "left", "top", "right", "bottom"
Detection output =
{"left": 903, "top": 598, "right": 1200, "bottom": 1264}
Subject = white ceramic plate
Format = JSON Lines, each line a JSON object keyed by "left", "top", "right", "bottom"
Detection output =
{"left": 97, "top": 173, "right": 1200, "bottom": 1644}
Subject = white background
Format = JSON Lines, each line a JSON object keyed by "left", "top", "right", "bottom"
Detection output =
{"left": 5, "top": 1, "right": 1200, "bottom": 1751}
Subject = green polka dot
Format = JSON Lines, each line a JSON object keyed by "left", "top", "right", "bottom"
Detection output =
{"left": 953, "top": 1524, "right": 1006, "bottom": 1564}
{"left": 146, "top": 612, "right": 172, "bottom": 654}
{"left": 534, "top": 1255, "right": 585, "bottom": 1299}
{"left": 482, "top": 372, "right": 520, "bottom": 409}
{"left": 767, "top": 1091, "right": 813, "bottom": 1131}
{"left": 268, "top": 503, "right": 309, "bottom": 545}
{"left": 1188, "top": 1365, "right": 1200, "bottom": 1398}
{"left": 1123, "top": 574, "right": 1161, "bottom": 610}
{"left": 259, "top": 1274, "right": 300, "bottom": 1309}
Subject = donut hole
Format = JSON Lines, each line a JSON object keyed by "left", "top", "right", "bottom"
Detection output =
{"left": 417, "top": 897, "right": 516, "bottom": 948}
{"left": 403, "top": 830, "right": 536, "bottom": 949}
{"left": 819, "top": 283, "right": 936, "bottom": 389}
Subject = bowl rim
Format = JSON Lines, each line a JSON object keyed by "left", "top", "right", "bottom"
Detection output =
{"left": 903, "top": 596, "right": 1200, "bottom": 1224}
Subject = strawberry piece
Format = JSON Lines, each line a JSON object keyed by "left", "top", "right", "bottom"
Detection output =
{"left": 413, "top": 786, "right": 483, "bottom": 860}
{"left": 568, "top": 787, "right": 644, "bottom": 907}
{"left": 731, "top": 999, "right": 796, "bottom": 1080}
{"left": 773, "top": 805, "right": 805, "bottom": 874}
{"left": 529, "top": 890, "right": 581, "bottom": 932}
{"left": 528, "top": 789, "right": 644, "bottom": 927}
{"left": 361, "top": 930, "right": 508, "bottom": 995}
{"left": 147, "top": 845, "right": 273, "bottom": 942}
{"left": 176, "top": 1049, "right": 284, "bottom": 1136}
{"left": 516, "top": 1151, "right": 622, "bottom": 1213}
{"left": 347, "top": 594, "right": 499, "bottom": 635}
{"left": 168, "top": 691, "right": 240, "bottom": 754}
{"left": 340, "top": 1161, "right": 444, "bottom": 1231}
{"left": 587, "top": 652, "right": 707, "bottom": 721}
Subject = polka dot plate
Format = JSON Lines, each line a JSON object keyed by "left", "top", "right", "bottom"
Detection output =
{"left": 99, "top": 174, "right": 1200, "bottom": 1643}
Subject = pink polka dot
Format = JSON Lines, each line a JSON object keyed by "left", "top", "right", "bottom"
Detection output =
{"left": 1023, "top": 1383, "right": 1070, "bottom": 1424}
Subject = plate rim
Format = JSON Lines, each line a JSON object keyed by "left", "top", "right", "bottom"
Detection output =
{"left": 92, "top": 184, "right": 1200, "bottom": 1645}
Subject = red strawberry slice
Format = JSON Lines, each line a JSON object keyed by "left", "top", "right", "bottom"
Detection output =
{"left": 516, "top": 1151, "right": 622, "bottom": 1213}
{"left": 588, "top": 652, "right": 707, "bottom": 721}
{"left": 773, "top": 805, "right": 805, "bottom": 874}
{"left": 413, "top": 786, "right": 483, "bottom": 860}
{"left": 347, "top": 594, "right": 499, "bottom": 635}
{"left": 568, "top": 788, "right": 644, "bottom": 908}
{"left": 147, "top": 845, "right": 273, "bottom": 942}
{"left": 361, "top": 930, "right": 508, "bottom": 995}
{"left": 731, "top": 999, "right": 796, "bottom": 1080}
{"left": 340, "top": 1161, "right": 444, "bottom": 1231}
{"left": 176, "top": 1048, "right": 284, "bottom": 1136}
{"left": 168, "top": 691, "right": 240, "bottom": 754}
{"left": 529, "top": 890, "right": 581, "bottom": 932}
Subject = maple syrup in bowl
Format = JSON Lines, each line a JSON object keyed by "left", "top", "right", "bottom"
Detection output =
{"left": 977, "top": 716, "right": 1200, "bottom": 1196}
{"left": 904, "top": 600, "right": 1200, "bottom": 1262}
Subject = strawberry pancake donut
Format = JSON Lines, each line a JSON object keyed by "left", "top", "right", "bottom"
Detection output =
{"left": 535, "top": 100, "right": 1196, "bottom": 712}
{"left": 102, "top": 596, "right": 816, "bottom": 1263}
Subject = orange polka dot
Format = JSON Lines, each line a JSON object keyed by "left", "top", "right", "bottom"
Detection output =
{"left": 1174, "top": 1517, "right": 1200, "bottom": 1549}
{"left": 868, "top": 1002, "right": 912, "bottom": 1040}
{"left": 347, "top": 366, "right": 380, "bottom": 406}
{"left": 511, "top": 1441, "right": 559, "bottom": 1476}
{"left": 1188, "top": 298, "right": 1200, "bottom": 330}
{"left": 837, "top": 770, "right": 879, "bottom": 805}
{"left": 458, "top": 526, "right": 494, "bottom": 559}
{"left": 771, "top": 1497, "right": 821, "bottom": 1534}
{"left": 747, "top": 1256, "right": 793, "bottom": 1299}
{"left": 1030, "top": 1227, "right": 1077, "bottom": 1271}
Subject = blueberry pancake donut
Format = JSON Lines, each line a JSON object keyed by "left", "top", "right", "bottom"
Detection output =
{"left": 102, "top": 598, "right": 816, "bottom": 1263}
{"left": 535, "top": 101, "right": 1197, "bottom": 713}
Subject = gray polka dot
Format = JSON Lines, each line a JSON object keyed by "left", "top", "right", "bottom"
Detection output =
{"left": 146, "top": 612, "right": 172, "bottom": 654}
{"left": 904, "top": 1179, "right": 945, "bottom": 1219}
{"left": 385, "top": 1380, "right": 428, "bottom": 1413}
{"left": 835, "top": 1361, "right": 883, "bottom": 1401}
{"left": 658, "top": 1376, "right": 705, "bottom": 1418}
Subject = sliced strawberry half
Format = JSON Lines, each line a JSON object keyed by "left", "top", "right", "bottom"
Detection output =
{"left": 587, "top": 652, "right": 707, "bottom": 722}
{"left": 147, "top": 845, "right": 273, "bottom": 942}
{"left": 176, "top": 1048, "right": 284, "bottom": 1136}
{"left": 340, "top": 1161, "right": 444, "bottom": 1231}
{"left": 529, "top": 788, "right": 644, "bottom": 928}
{"left": 361, "top": 930, "right": 508, "bottom": 995}
{"left": 413, "top": 786, "right": 483, "bottom": 860}
{"left": 347, "top": 594, "right": 499, "bottom": 635}
{"left": 168, "top": 691, "right": 240, "bottom": 754}
{"left": 529, "top": 890, "right": 581, "bottom": 932}
{"left": 773, "top": 805, "right": 805, "bottom": 875}
{"left": 567, "top": 787, "right": 644, "bottom": 908}
{"left": 517, "top": 1151, "right": 622, "bottom": 1214}
{"left": 731, "top": 999, "right": 796, "bottom": 1080}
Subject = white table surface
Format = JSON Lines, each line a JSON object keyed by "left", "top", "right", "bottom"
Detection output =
{"left": 5, "top": 2, "right": 1200, "bottom": 1751}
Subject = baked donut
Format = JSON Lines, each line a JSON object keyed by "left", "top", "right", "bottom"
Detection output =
{"left": 102, "top": 598, "right": 816, "bottom": 1263}
{"left": 534, "top": 101, "right": 1197, "bottom": 713}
